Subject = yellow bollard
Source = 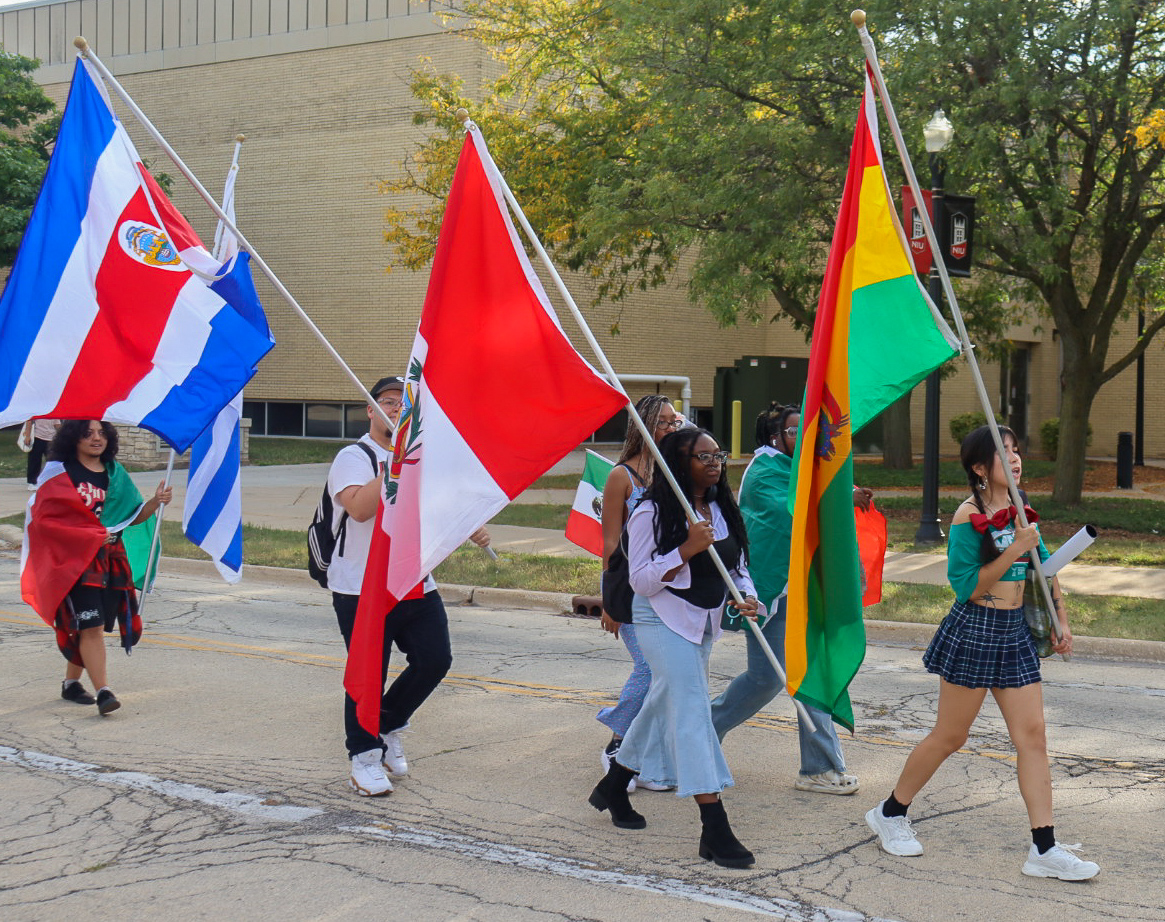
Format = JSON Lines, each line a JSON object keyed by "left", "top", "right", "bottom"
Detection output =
{"left": 731, "top": 400, "right": 742, "bottom": 459}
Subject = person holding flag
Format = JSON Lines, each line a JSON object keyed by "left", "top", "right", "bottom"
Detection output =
{"left": 865, "top": 425, "right": 1098, "bottom": 881}
{"left": 589, "top": 428, "right": 762, "bottom": 869}
{"left": 328, "top": 376, "right": 489, "bottom": 797}
{"left": 22, "top": 420, "right": 172, "bottom": 715}
{"left": 712, "top": 403, "right": 868, "bottom": 794}
{"left": 596, "top": 393, "right": 680, "bottom": 793}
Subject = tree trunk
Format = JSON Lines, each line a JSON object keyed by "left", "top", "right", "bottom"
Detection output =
{"left": 1051, "top": 368, "right": 1096, "bottom": 505}
{"left": 881, "top": 391, "right": 914, "bottom": 470}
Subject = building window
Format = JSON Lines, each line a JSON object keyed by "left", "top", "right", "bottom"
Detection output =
{"left": 267, "top": 402, "right": 304, "bottom": 437}
{"left": 305, "top": 403, "right": 343, "bottom": 438}
{"left": 242, "top": 401, "right": 266, "bottom": 435}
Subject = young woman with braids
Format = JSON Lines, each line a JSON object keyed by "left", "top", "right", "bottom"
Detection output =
{"left": 710, "top": 402, "right": 867, "bottom": 794}
{"left": 588, "top": 427, "right": 762, "bottom": 868}
{"left": 595, "top": 394, "right": 681, "bottom": 792}
{"left": 865, "top": 425, "right": 1099, "bottom": 881}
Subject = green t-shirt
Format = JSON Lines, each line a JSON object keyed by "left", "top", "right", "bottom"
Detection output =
{"left": 947, "top": 520, "right": 1049, "bottom": 603}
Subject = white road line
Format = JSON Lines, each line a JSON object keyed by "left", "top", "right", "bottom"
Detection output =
{"left": 345, "top": 823, "right": 902, "bottom": 922}
{"left": 4, "top": 744, "right": 899, "bottom": 921}
{"left": 0, "top": 745, "right": 323, "bottom": 822}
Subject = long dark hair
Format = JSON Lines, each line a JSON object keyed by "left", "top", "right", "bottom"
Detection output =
{"left": 961, "top": 423, "right": 1021, "bottom": 562}
{"left": 49, "top": 419, "right": 119, "bottom": 465}
{"left": 754, "top": 401, "right": 799, "bottom": 452}
{"left": 645, "top": 428, "right": 749, "bottom": 564}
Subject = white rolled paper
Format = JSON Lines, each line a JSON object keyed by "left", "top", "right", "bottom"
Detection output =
{"left": 1042, "top": 525, "right": 1098, "bottom": 577}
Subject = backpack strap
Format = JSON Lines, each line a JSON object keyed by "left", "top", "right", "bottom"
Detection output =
{"left": 336, "top": 440, "right": 382, "bottom": 557}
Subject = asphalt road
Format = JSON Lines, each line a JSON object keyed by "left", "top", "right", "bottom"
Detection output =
{"left": 1, "top": 555, "right": 1163, "bottom": 922}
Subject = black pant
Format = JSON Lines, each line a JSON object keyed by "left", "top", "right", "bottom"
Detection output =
{"left": 26, "top": 437, "right": 49, "bottom": 485}
{"left": 333, "top": 590, "right": 452, "bottom": 758}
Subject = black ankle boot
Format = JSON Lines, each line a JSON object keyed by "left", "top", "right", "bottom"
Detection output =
{"left": 698, "top": 799, "right": 754, "bottom": 868}
{"left": 588, "top": 762, "right": 646, "bottom": 829}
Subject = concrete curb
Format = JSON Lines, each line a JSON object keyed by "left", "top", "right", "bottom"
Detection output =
{"left": 156, "top": 557, "right": 1165, "bottom": 663}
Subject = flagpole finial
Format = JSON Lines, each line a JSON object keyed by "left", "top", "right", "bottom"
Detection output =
{"left": 235, "top": 134, "right": 246, "bottom": 143}
{"left": 74, "top": 36, "right": 89, "bottom": 54}
{"left": 851, "top": 9, "right": 866, "bottom": 27}
{"left": 456, "top": 108, "right": 470, "bottom": 124}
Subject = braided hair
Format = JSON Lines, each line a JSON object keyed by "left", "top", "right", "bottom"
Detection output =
{"left": 616, "top": 394, "right": 673, "bottom": 484}
{"left": 754, "top": 401, "right": 800, "bottom": 452}
{"left": 960, "top": 423, "right": 1021, "bottom": 563}
{"left": 645, "top": 427, "right": 749, "bottom": 565}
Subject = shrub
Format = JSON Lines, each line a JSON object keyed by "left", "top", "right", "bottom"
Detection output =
{"left": 1040, "top": 417, "right": 1092, "bottom": 461}
{"left": 949, "top": 411, "right": 1005, "bottom": 447}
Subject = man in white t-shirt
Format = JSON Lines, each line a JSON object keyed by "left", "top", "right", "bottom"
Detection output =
{"left": 328, "top": 376, "right": 488, "bottom": 797}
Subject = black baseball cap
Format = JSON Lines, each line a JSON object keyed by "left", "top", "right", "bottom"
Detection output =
{"left": 370, "top": 376, "right": 405, "bottom": 399}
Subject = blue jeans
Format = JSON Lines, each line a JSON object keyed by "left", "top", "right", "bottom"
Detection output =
{"left": 334, "top": 590, "right": 452, "bottom": 758}
{"left": 709, "top": 596, "right": 847, "bottom": 776}
{"left": 617, "top": 595, "right": 732, "bottom": 798}
{"left": 596, "top": 623, "right": 651, "bottom": 737}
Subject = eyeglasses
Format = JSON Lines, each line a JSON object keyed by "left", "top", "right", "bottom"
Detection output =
{"left": 655, "top": 418, "right": 683, "bottom": 430}
{"left": 693, "top": 451, "right": 728, "bottom": 466}
{"left": 783, "top": 427, "right": 799, "bottom": 437}
{"left": 377, "top": 397, "right": 403, "bottom": 409}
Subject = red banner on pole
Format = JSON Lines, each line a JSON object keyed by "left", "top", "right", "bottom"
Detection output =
{"left": 901, "top": 185, "right": 933, "bottom": 276}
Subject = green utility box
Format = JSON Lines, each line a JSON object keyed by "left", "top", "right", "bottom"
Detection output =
{"left": 712, "top": 355, "right": 884, "bottom": 454}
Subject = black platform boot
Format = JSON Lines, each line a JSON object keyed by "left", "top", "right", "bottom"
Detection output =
{"left": 697, "top": 799, "right": 755, "bottom": 868}
{"left": 588, "top": 762, "right": 646, "bottom": 829}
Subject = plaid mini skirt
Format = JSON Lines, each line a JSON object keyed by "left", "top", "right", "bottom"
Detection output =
{"left": 923, "top": 600, "right": 1041, "bottom": 689}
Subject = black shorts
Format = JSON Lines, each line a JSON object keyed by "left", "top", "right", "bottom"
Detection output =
{"left": 67, "top": 585, "right": 119, "bottom": 632}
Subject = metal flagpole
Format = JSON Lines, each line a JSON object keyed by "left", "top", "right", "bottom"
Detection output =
{"left": 136, "top": 452, "right": 175, "bottom": 616}
{"left": 456, "top": 111, "right": 818, "bottom": 731}
{"left": 850, "top": 10, "right": 1064, "bottom": 645}
{"left": 72, "top": 38, "right": 394, "bottom": 436}
{"left": 140, "top": 135, "right": 248, "bottom": 611}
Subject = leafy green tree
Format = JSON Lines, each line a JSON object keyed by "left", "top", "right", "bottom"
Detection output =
{"left": 386, "top": 1, "right": 1165, "bottom": 500}
{"left": 0, "top": 49, "right": 57, "bottom": 267}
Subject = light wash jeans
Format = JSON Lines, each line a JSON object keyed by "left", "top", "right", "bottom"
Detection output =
{"left": 709, "top": 596, "right": 847, "bottom": 777}
{"left": 616, "top": 594, "right": 732, "bottom": 798}
{"left": 596, "top": 623, "right": 650, "bottom": 737}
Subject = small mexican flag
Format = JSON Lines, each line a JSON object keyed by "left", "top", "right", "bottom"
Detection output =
{"left": 565, "top": 450, "right": 616, "bottom": 557}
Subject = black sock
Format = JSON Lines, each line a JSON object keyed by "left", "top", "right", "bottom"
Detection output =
{"left": 882, "top": 792, "right": 909, "bottom": 817}
{"left": 1032, "top": 825, "right": 1055, "bottom": 854}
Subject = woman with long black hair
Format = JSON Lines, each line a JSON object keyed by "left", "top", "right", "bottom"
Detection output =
{"left": 588, "top": 427, "right": 762, "bottom": 868}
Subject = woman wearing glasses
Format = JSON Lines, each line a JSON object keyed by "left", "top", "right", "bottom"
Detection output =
{"left": 710, "top": 403, "right": 866, "bottom": 794}
{"left": 595, "top": 394, "right": 681, "bottom": 792}
{"left": 589, "top": 427, "right": 762, "bottom": 868}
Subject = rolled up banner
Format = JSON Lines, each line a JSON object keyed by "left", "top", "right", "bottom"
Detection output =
{"left": 1042, "top": 525, "right": 1098, "bottom": 576}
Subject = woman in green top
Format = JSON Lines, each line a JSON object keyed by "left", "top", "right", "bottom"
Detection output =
{"left": 865, "top": 425, "right": 1098, "bottom": 882}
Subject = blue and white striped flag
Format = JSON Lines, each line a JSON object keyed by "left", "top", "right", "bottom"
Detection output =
{"left": 182, "top": 143, "right": 270, "bottom": 582}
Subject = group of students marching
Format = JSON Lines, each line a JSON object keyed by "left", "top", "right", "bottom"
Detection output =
{"left": 20, "top": 395, "right": 1099, "bottom": 882}
{"left": 587, "top": 396, "right": 1099, "bottom": 881}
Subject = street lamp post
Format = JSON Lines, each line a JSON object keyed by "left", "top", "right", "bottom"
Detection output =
{"left": 915, "top": 109, "right": 954, "bottom": 546}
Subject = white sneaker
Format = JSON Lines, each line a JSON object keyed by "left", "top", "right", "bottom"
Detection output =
{"left": 865, "top": 801, "right": 923, "bottom": 856}
{"left": 1022, "top": 843, "right": 1100, "bottom": 880}
{"left": 600, "top": 741, "right": 635, "bottom": 793}
{"left": 349, "top": 748, "right": 393, "bottom": 796}
{"left": 27, "top": 483, "right": 36, "bottom": 492}
{"left": 795, "top": 769, "right": 860, "bottom": 795}
{"left": 635, "top": 778, "right": 675, "bottom": 792}
{"left": 381, "top": 724, "right": 409, "bottom": 777}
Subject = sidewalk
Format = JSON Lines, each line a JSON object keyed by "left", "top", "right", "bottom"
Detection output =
{"left": 3, "top": 451, "right": 1164, "bottom": 600}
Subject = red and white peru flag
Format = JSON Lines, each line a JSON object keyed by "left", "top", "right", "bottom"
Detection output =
{"left": 345, "top": 128, "right": 625, "bottom": 732}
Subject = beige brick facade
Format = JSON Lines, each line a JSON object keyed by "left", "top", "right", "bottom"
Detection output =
{"left": 3, "top": 0, "right": 1163, "bottom": 458}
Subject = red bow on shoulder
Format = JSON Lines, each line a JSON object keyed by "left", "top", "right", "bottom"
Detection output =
{"left": 969, "top": 504, "right": 1039, "bottom": 534}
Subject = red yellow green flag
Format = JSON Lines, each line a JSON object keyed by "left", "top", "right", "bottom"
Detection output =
{"left": 787, "top": 65, "right": 959, "bottom": 732}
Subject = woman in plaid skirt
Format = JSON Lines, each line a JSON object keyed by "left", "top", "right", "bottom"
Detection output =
{"left": 864, "top": 425, "right": 1099, "bottom": 881}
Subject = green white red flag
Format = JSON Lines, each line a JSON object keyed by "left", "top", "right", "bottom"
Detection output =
{"left": 565, "top": 450, "right": 615, "bottom": 556}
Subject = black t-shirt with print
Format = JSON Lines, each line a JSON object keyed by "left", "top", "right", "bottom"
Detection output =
{"left": 64, "top": 459, "right": 109, "bottom": 519}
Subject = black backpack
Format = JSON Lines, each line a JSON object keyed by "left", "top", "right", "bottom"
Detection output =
{"left": 307, "top": 441, "right": 378, "bottom": 589}
{"left": 601, "top": 529, "right": 634, "bottom": 624}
